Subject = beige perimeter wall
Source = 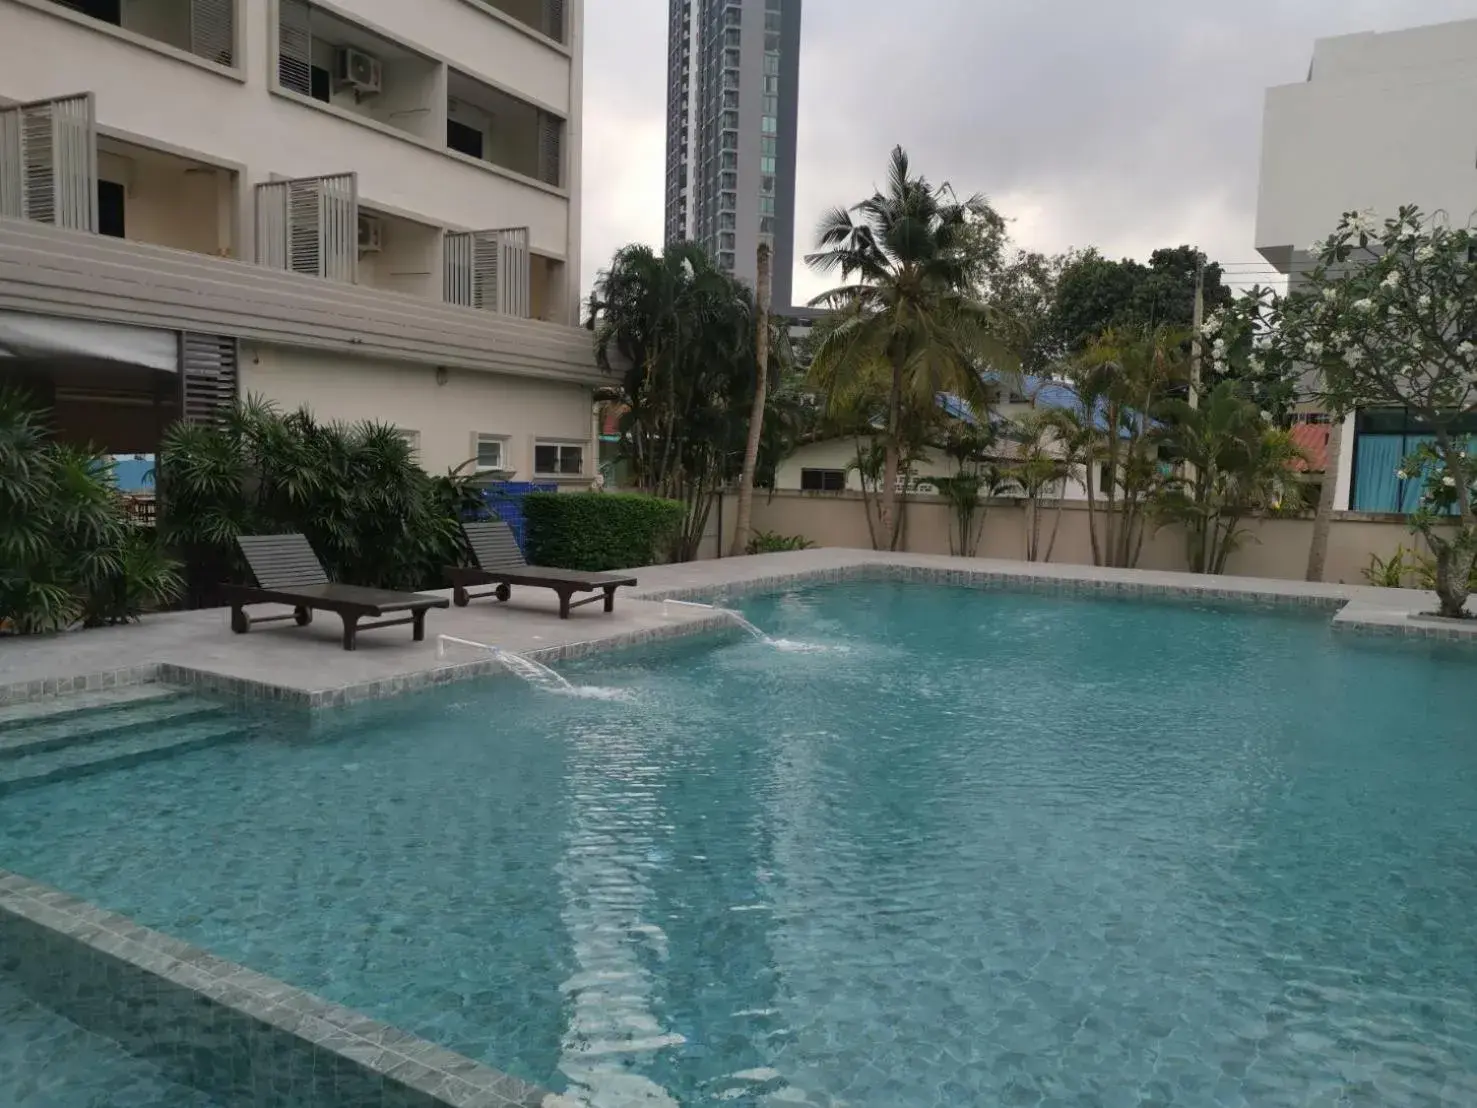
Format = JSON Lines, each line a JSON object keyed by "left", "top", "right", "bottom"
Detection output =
{"left": 240, "top": 343, "right": 596, "bottom": 480}
{"left": 698, "top": 491, "right": 1418, "bottom": 587}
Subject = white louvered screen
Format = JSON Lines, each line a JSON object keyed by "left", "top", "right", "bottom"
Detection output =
{"left": 189, "top": 0, "right": 235, "bottom": 66}
{"left": 443, "top": 230, "right": 474, "bottom": 308}
{"left": 490, "top": 227, "right": 530, "bottom": 317}
{"left": 443, "top": 229, "right": 530, "bottom": 317}
{"left": 254, "top": 173, "right": 357, "bottom": 282}
{"left": 277, "top": 0, "right": 313, "bottom": 95}
{"left": 537, "top": 111, "right": 562, "bottom": 188}
{"left": 0, "top": 94, "right": 97, "bottom": 231}
{"left": 542, "top": 0, "right": 564, "bottom": 41}
{"left": 179, "top": 333, "right": 239, "bottom": 425}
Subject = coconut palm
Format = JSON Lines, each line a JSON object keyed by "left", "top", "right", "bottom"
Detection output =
{"left": 806, "top": 145, "right": 1017, "bottom": 549}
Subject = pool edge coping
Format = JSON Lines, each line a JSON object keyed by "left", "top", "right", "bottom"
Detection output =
{"left": 3, "top": 555, "right": 1472, "bottom": 709}
{"left": 0, "top": 869, "right": 572, "bottom": 1108}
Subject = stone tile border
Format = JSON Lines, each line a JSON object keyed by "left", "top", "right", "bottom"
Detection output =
{"left": 0, "top": 870, "right": 568, "bottom": 1108}
{"left": 4, "top": 555, "right": 1471, "bottom": 712}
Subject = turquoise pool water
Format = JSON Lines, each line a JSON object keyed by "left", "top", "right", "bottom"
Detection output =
{"left": 1, "top": 582, "right": 1475, "bottom": 1106}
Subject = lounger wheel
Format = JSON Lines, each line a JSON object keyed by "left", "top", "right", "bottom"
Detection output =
{"left": 230, "top": 605, "right": 249, "bottom": 634}
{"left": 294, "top": 606, "right": 313, "bottom": 626}
{"left": 453, "top": 586, "right": 470, "bottom": 607}
{"left": 494, "top": 584, "right": 511, "bottom": 603}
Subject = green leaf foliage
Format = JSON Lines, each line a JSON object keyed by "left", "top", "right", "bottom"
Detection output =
{"left": 744, "top": 531, "right": 815, "bottom": 554}
{"left": 0, "top": 387, "right": 182, "bottom": 634}
{"left": 157, "top": 396, "right": 472, "bottom": 599}
{"left": 523, "top": 492, "right": 684, "bottom": 572}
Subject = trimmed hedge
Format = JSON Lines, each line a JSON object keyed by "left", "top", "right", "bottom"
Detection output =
{"left": 523, "top": 492, "right": 685, "bottom": 571}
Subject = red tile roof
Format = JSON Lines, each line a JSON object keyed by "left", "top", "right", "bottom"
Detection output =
{"left": 1288, "top": 422, "right": 1329, "bottom": 473}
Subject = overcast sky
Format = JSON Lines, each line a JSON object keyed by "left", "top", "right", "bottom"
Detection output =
{"left": 580, "top": 1, "right": 1477, "bottom": 309}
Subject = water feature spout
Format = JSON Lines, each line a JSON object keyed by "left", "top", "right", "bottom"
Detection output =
{"left": 662, "top": 599, "right": 767, "bottom": 640}
{"left": 436, "top": 634, "right": 574, "bottom": 692}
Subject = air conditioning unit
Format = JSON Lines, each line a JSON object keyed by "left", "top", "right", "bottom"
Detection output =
{"left": 334, "top": 46, "right": 382, "bottom": 95}
{"left": 357, "top": 214, "right": 383, "bottom": 253}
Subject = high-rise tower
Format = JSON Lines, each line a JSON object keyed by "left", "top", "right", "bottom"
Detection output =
{"left": 664, "top": 0, "right": 802, "bottom": 310}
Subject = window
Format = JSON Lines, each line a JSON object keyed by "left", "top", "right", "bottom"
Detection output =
{"left": 719, "top": 210, "right": 735, "bottom": 229}
{"left": 801, "top": 468, "right": 846, "bottom": 492}
{"left": 761, "top": 175, "right": 775, "bottom": 194}
{"left": 473, "top": 434, "right": 508, "bottom": 472}
{"left": 761, "top": 136, "right": 776, "bottom": 155}
{"left": 723, "top": 90, "right": 738, "bottom": 109}
{"left": 759, "top": 195, "right": 775, "bottom": 215}
{"left": 759, "top": 216, "right": 774, "bottom": 234}
{"left": 763, "top": 52, "right": 779, "bottom": 75}
{"left": 719, "top": 232, "right": 735, "bottom": 250}
{"left": 309, "top": 63, "right": 331, "bottom": 103}
{"left": 761, "top": 156, "right": 775, "bottom": 174}
{"left": 721, "top": 151, "right": 737, "bottom": 169}
{"left": 761, "top": 116, "right": 777, "bottom": 134}
{"left": 762, "top": 95, "right": 778, "bottom": 115}
{"left": 765, "top": 11, "right": 781, "bottom": 30}
{"left": 764, "top": 75, "right": 779, "bottom": 94}
{"left": 534, "top": 441, "right": 584, "bottom": 477}
{"left": 97, "top": 179, "right": 125, "bottom": 239}
{"left": 56, "top": 0, "right": 122, "bottom": 22}
{"left": 447, "top": 119, "right": 484, "bottom": 159}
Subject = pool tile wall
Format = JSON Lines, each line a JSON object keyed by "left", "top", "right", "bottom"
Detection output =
{"left": 0, "top": 872, "right": 560, "bottom": 1108}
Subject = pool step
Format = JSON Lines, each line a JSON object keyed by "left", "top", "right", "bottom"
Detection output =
{"left": 0, "top": 683, "right": 182, "bottom": 734}
{"left": 0, "top": 692, "right": 219, "bottom": 763}
{"left": 0, "top": 712, "right": 249, "bottom": 795}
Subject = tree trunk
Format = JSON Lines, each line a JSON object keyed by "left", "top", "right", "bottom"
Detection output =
{"left": 730, "top": 242, "right": 772, "bottom": 556}
{"left": 879, "top": 362, "right": 903, "bottom": 550}
{"left": 1305, "top": 416, "right": 1343, "bottom": 582}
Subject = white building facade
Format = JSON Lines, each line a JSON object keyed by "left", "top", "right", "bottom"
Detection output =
{"left": 0, "top": 0, "right": 599, "bottom": 481}
{"left": 1256, "top": 17, "right": 1477, "bottom": 513}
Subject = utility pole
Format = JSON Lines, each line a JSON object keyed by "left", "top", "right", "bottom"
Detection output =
{"left": 730, "top": 240, "right": 772, "bottom": 557}
{"left": 1180, "top": 252, "right": 1206, "bottom": 491}
{"left": 1189, "top": 252, "right": 1205, "bottom": 410}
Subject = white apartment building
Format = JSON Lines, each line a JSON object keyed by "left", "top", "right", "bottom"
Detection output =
{"left": 1256, "top": 17, "right": 1477, "bottom": 514}
{"left": 0, "top": 0, "right": 598, "bottom": 482}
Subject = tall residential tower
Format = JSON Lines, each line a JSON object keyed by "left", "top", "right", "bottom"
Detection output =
{"left": 664, "top": 0, "right": 801, "bottom": 310}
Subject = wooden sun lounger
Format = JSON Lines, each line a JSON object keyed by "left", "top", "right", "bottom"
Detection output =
{"left": 444, "top": 520, "right": 638, "bottom": 620}
{"left": 223, "top": 533, "right": 449, "bottom": 651}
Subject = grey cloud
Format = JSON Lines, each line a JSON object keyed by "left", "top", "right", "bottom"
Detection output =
{"left": 582, "top": 1, "right": 1477, "bottom": 304}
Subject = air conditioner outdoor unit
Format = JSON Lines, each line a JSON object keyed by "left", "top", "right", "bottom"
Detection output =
{"left": 357, "top": 214, "right": 383, "bottom": 253}
{"left": 334, "top": 46, "right": 382, "bottom": 95}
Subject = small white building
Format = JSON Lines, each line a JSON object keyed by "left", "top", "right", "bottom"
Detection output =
{"left": 1256, "top": 16, "right": 1477, "bottom": 513}
{"left": 0, "top": 0, "right": 598, "bottom": 482}
{"left": 774, "top": 377, "right": 1105, "bottom": 500}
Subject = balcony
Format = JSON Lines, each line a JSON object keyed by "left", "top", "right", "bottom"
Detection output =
{"left": 446, "top": 69, "right": 562, "bottom": 188}
{"left": 97, "top": 135, "right": 236, "bottom": 258}
{"left": 356, "top": 205, "right": 439, "bottom": 300}
{"left": 477, "top": 0, "right": 566, "bottom": 44}
{"left": 277, "top": 0, "right": 443, "bottom": 145}
{"left": 40, "top": 0, "right": 235, "bottom": 66}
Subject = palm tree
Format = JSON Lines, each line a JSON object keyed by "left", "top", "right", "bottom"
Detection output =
{"left": 805, "top": 145, "right": 1016, "bottom": 549}
{"left": 731, "top": 240, "right": 773, "bottom": 556}
{"left": 1063, "top": 325, "right": 1187, "bottom": 567}
{"left": 1003, "top": 407, "right": 1079, "bottom": 562}
{"left": 1153, "top": 381, "right": 1308, "bottom": 574}
{"left": 588, "top": 242, "right": 779, "bottom": 560}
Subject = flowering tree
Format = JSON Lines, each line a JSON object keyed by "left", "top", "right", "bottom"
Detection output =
{"left": 1209, "top": 206, "right": 1477, "bottom": 618}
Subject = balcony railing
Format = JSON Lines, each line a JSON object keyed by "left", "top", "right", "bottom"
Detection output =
{"left": 444, "top": 227, "right": 531, "bottom": 318}
{"left": 45, "top": 0, "right": 234, "bottom": 66}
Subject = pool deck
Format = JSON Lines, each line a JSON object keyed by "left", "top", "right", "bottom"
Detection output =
{"left": 1, "top": 549, "right": 1471, "bottom": 707}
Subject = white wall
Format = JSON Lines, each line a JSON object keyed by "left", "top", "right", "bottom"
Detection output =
{"left": 0, "top": 0, "right": 578, "bottom": 311}
{"left": 239, "top": 341, "right": 596, "bottom": 477}
{"left": 1256, "top": 18, "right": 1477, "bottom": 258}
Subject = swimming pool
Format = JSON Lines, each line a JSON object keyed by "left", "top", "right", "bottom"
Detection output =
{"left": 1, "top": 581, "right": 1474, "bottom": 1106}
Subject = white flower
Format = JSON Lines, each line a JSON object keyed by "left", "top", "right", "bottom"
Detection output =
{"left": 1418, "top": 294, "right": 1432, "bottom": 309}
{"left": 1304, "top": 340, "right": 1324, "bottom": 358}
{"left": 1396, "top": 469, "right": 1409, "bottom": 480}
{"left": 1398, "top": 223, "right": 1420, "bottom": 242}
{"left": 1348, "top": 209, "right": 1377, "bottom": 234}
{"left": 1212, "top": 338, "right": 1227, "bottom": 356}
{"left": 1443, "top": 475, "right": 1457, "bottom": 488}
{"left": 1382, "top": 271, "right": 1401, "bottom": 289}
{"left": 1330, "top": 331, "right": 1351, "bottom": 349}
{"left": 1306, "top": 240, "right": 1327, "bottom": 256}
{"left": 1459, "top": 341, "right": 1476, "bottom": 357}
{"left": 1416, "top": 244, "right": 1435, "bottom": 262}
{"left": 1248, "top": 355, "right": 1264, "bottom": 373}
{"left": 1345, "top": 347, "right": 1364, "bottom": 367}
{"left": 1259, "top": 410, "right": 1272, "bottom": 422}
{"left": 1353, "top": 298, "right": 1376, "bottom": 313}
{"left": 1322, "top": 288, "right": 1338, "bottom": 302}
{"left": 1212, "top": 358, "right": 1227, "bottom": 374}
{"left": 1201, "top": 311, "right": 1224, "bottom": 338}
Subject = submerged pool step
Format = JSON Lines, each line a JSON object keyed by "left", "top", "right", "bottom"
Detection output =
{"left": 0, "top": 691, "right": 218, "bottom": 762}
{"left": 0, "top": 683, "right": 184, "bottom": 735}
{"left": 0, "top": 713, "right": 250, "bottom": 795}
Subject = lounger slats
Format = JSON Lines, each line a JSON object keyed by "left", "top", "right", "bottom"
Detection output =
{"left": 237, "top": 534, "right": 330, "bottom": 589}
{"left": 464, "top": 520, "right": 528, "bottom": 570}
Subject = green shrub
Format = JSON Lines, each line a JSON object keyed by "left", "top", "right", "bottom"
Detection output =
{"left": 524, "top": 492, "right": 684, "bottom": 571}
{"left": 0, "top": 388, "right": 182, "bottom": 634}
{"left": 745, "top": 530, "right": 815, "bottom": 555}
{"left": 158, "top": 396, "right": 469, "bottom": 599}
